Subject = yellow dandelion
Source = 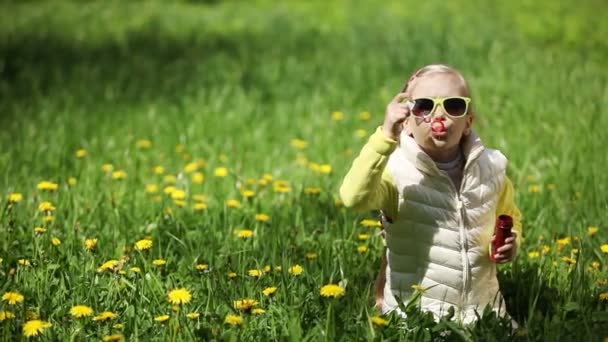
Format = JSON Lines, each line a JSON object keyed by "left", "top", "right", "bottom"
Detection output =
{"left": 590, "top": 261, "right": 600, "bottom": 270}
{"left": 557, "top": 237, "right": 571, "bottom": 248}
{"left": 38, "top": 201, "right": 56, "bottom": 212}
{"left": 102, "top": 164, "right": 114, "bottom": 173}
{"left": 357, "top": 245, "right": 369, "bottom": 253}
{"left": 528, "top": 251, "right": 540, "bottom": 259}
{"left": 262, "top": 287, "right": 277, "bottom": 297}
{"left": 358, "top": 234, "right": 370, "bottom": 240}
{"left": 304, "top": 187, "right": 322, "bottom": 195}
{"left": 168, "top": 288, "right": 192, "bottom": 305}
{"left": 113, "top": 323, "right": 124, "bottom": 329}
{"left": 134, "top": 238, "right": 153, "bottom": 251}
{"left": 70, "top": 305, "right": 94, "bottom": 318}
{"left": 0, "top": 311, "right": 16, "bottom": 321}
{"left": 85, "top": 238, "right": 98, "bottom": 251}
{"left": 319, "top": 164, "right": 332, "bottom": 174}
{"left": 360, "top": 219, "right": 382, "bottom": 228}
{"left": 93, "top": 311, "right": 118, "bottom": 322}
{"left": 22, "top": 320, "right": 52, "bottom": 337}
{"left": 163, "top": 175, "right": 177, "bottom": 184}
{"left": 98, "top": 260, "right": 119, "bottom": 272}
{"left": 18, "top": 259, "right": 31, "bottom": 266}
{"left": 130, "top": 267, "right": 141, "bottom": 273}
{"left": 184, "top": 161, "right": 199, "bottom": 173}
{"left": 288, "top": 264, "right": 304, "bottom": 276}
{"left": 236, "top": 229, "right": 254, "bottom": 238}
{"left": 252, "top": 308, "right": 266, "bottom": 315}
{"left": 601, "top": 244, "right": 608, "bottom": 253}
{"left": 588, "top": 226, "right": 599, "bottom": 236}
{"left": 248, "top": 269, "right": 263, "bottom": 277}
{"left": 226, "top": 199, "right": 241, "bottom": 208}
{"left": 355, "top": 129, "right": 367, "bottom": 138}
{"left": 274, "top": 265, "right": 282, "bottom": 271}
{"left": 528, "top": 184, "right": 541, "bottom": 193}
{"left": 112, "top": 170, "right": 127, "bottom": 180}
{"left": 146, "top": 184, "right": 159, "bottom": 194}
{"left": 320, "top": 284, "right": 345, "bottom": 298}
{"left": 34, "top": 227, "right": 47, "bottom": 234}
{"left": 76, "top": 149, "right": 87, "bottom": 158}
{"left": 305, "top": 252, "right": 318, "bottom": 260}
{"left": 68, "top": 177, "right": 77, "bottom": 186}
{"left": 154, "top": 315, "right": 170, "bottom": 323}
{"left": 290, "top": 139, "right": 309, "bottom": 149}
{"left": 2, "top": 291, "right": 24, "bottom": 305}
{"left": 196, "top": 264, "right": 209, "bottom": 271}
{"left": 233, "top": 298, "right": 259, "bottom": 311}
{"left": 37, "top": 181, "right": 58, "bottom": 191}
{"left": 186, "top": 312, "right": 200, "bottom": 319}
{"left": 255, "top": 213, "right": 270, "bottom": 222}
{"left": 193, "top": 194, "right": 207, "bottom": 202}
{"left": 214, "top": 167, "right": 229, "bottom": 177}
{"left": 103, "top": 334, "right": 125, "bottom": 341}
{"left": 8, "top": 193, "right": 23, "bottom": 203}
{"left": 561, "top": 256, "right": 576, "bottom": 265}
{"left": 359, "top": 111, "right": 371, "bottom": 120}
{"left": 241, "top": 190, "right": 255, "bottom": 198}
{"left": 170, "top": 189, "right": 186, "bottom": 201}
{"left": 263, "top": 265, "right": 272, "bottom": 273}
{"left": 194, "top": 203, "right": 208, "bottom": 211}
{"left": 175, "top": 144, "right": 185, "bottom": 153}
{"left": 331, "top": 111, "right": 344, "bottom": 121}
{"left": 224, "top": 314, "right": 243, "bottom": 326}
{"left": 370, "top": 316, "right": 389, "bottom": 326}
{"left": 43, "top": 215, "right": 55, "bottom": 223}
{"left": 51, "top": 237, "right": 61, "bottom": 246}
{"left": 541, "top": 245, "right": 551, "bottom": 254}
{"left": 152, "top": 259, "right": 167, "bottom": 266}
{"left": 599, "top": 292, "right": 608, "bottom": 301}
{"left": 136, "top": 139, "right": 152, "bottom": 149}
{"left": 153, "top": 165, "right": 165, "bottom": 175}
{"left": 192, "top": 172, "right": 204, "bottom": 184}
{"left": 228, "top": 272, "right": 238, "bottom": 279}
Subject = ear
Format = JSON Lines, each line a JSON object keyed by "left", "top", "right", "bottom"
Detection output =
{"left": 463, "top": 114, "right": 474, "bottom": 136}
{"left": 402, "top": 117, "right": 412, "bottom": 135}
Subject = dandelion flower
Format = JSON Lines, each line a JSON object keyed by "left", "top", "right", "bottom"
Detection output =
{"left": 241, "top": 190, "right": 255, "bottom": 198}
{"left": 355, "top": 129, "right": 367, "bottom": 138}
{"left": 38, "top": 201, "right": 56, "bottom": 212}
{"left": 371, "top": 316, "right": 389, "bottom": 326}
{"left": 184, "top": 162, "right": 199, "bottom": 173}
{"left": 186, "top": 312, "right": 200, "bottom": 319}
{"left": 37, "top": 181, "right": 58, "bottom": 191}
{"left": 288, "top": 264, "right": 304, "bottom": 276}
{"left": 236, "top": 229, "right": 254, "bottom": 238}
{"left": 168, "top": 288, "right": 192, "bottom": 305}
{"left": 194, "top": 203, "right": 207, "bottom": 211}
{"left": 290, "top": 139, "right": 309, "bottom": 149}
{"left": 171, "top": 189, "right": 186, "bottom": 200}
{"left": 136, "top": 139, "right": 152, "bottom": 149}
{"left": 359, "top": 111, "right": 371, "bottom": 120}
{"left": 228, "top": 272, "right": 238, "bottom": 279}
{"left": 70, "top": 305, "right": 94, "bottom": 318}
{"left": 22, "top": 320, "right": 52, "bottom": 337}
{"left": 76, "top": 149, "right": 87, "bottom": 158}
{"left": 34, "top": 227, "right": 47, "bottom": 234}
{"left": 214, "top": 167, "right": 229, "bottom": 177}
{"left": 196, "top": 264, "right": 209, "bottom": 271}
{"left": 153, "top": 259, "right": 167, "bottom": 266}
{"left": 599, "top": 292, "right": 608, "bottom": 301}
{"left": 102, "top": 334, "right": 125, "bottom": 341}
{"left": 102, "top": 164, "right": 114, "bottom": 173}
{"left": 528, "top": 185, "right": 541, "bottom": 193}
{"left": 192, "top": 172, "right": 204, "bottom": 184}
{"left": 0, "top": 311, "right": 15, "bottom": 321}
{"left": 252, "top": 308, "right": 265, "bottom": 315}
{"left": 331, "top": 111, "right": 344, "bottom": 121}
{"left": 51, "top": 237, "right": 62, "bottom": 246}
{"left": 112, "top": 170, "right": 127, "bottom": 180}
{"left": 601, "top": 244, "right": 608, "bottom": 254}
{"left": 8, "top": 193, "right": 23, "bottom": 203}
{"left": 273, "top": 184, "right": 290, "bottom": 193}
{"left": 357, "top": 245, "right": 369, "bottom": 253}
{"left": 588, "top": 226, "right": 599, "bottom": 236}
{"left": 43, "top": 216, "right": 55, "bottom": 223}
{"left": 556, "top": 237, "right": 571, "bottom": 249}
{"left": 18, "top": 259, "right": 31, "bottom": 266}
{"left": 163, "top": 175, "right": 177, "bottom": 184}
{"left": 68, "top": 177, "right": 77, "bottom": 186}
{"left": 255, "top": 213, "right": 270, "bottom": 222}
{"left": 360, "top": 219, "right": 381, "bottom": 228}
{"left": 2, "top": 291, "right": 24, "bottom": 305}
{"left": 93, "top": 311, "right": 118, "bottom": 322}
{"left": 85, "top": 238, "right": 98, "bottom": 251}
{"left": 528, "top": 251, "right": 540, "bottom": 258}
{"left": 304, "top": 187, "right": 322, "bottom": 195}
{"left": 233, "top": 299, "right": 259, "bottom": 311}
{"left": 248, "top": 269, "right": 263, "bottom": 277}
{"left": 319, "top": 164, "right": 332, "bottom": 174}
{"left": 98, "top": 260, "right": 119, "bottom": 272}
{"left": 146, "top": 184, "right": 159, "bottom": 194}
{"left": 134, "top": 239, "right": 153, "bottom": 251}
{"left": 320, "top": 284, "right": 345, "bottom": 298}
{"left": 130, "top": 267, "right": 141, "bottom": 273}
{"left": 358, "top": 234, "right": 370, "bottom": 240}
{"left": 153, "top": 166, "right": 165, "bottom": 175}
{"left": 224, "top": 314, "right": 243, "bottom": 326}
{"left": 226, "top": 199, "right": 241, "bottom": 208}
{"left": 113, "top": 323, "right": 124, "bottom": 329}
{"left": 262, "top": 287, "right": 277, "bottom": 297}
{"left": 305, "top": 252, "right": 318, "bottom": 260}
{"left": 154, "top": 315, "right": 170, "bottom": 323}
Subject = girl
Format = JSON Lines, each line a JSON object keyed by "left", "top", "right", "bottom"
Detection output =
{"left": 339, "top": 64, "right": 522, "bottom": 324}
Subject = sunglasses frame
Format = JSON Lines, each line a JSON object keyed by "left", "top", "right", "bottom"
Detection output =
{"left": 410, "top": 96, "right": 471, "bottom": 118}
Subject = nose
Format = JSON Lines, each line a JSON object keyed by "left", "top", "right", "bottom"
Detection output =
{"left": 431, "top": 103, "right": 447, "bottom": 119}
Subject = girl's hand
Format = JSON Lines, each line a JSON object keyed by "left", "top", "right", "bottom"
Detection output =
{"left": 491, "top": 231, "right": 518, "bottom": 263}
{"left": 382, "top": 92, "right": 412, "bottom": 141}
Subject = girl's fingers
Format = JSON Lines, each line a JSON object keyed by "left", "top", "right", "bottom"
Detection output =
{"left": 496, "top": 243, "right": 513, "bottom": 253}
{"left": 504, "top": 237, "right": 515, "bottom": 243}
{"left": 393, "top": 92, "right": 410, "bottom": 103}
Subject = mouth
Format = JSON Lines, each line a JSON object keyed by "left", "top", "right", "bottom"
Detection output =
{"left": 430, "top": 120, "right": 448, "bottom": 137}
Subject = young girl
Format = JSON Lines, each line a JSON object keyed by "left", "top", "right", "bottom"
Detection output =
{"left": 339, "top": 64, "right": 522, "bottom": 325}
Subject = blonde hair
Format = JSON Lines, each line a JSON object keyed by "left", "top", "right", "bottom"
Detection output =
{"left": 401, "top": 64, "right": 474, "bottom": 115}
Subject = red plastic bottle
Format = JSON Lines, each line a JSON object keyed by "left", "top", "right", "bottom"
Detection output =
{"left": 491, "top": 215, "right": 513, "bottom": 262}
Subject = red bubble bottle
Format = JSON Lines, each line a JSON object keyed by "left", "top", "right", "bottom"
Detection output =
{"left": 491, "top": 215, "right": 513, "bottom": 262}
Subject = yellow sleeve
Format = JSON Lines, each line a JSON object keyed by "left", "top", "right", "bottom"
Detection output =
{"left": 339, "top": 126, "right": 400, "bottom": 220}
{"left": 495, "top": 176, "right": 523, "bottom": 249}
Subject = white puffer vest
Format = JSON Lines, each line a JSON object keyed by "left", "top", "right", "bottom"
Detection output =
{"left": 382, "top": 132, "right": 509, "bottom": 324}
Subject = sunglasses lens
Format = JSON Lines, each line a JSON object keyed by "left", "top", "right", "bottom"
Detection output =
{"left": 411, "top": 98, "right": 434, "bottom": 117}
{"left": 443, "top": 98, "right": 467, "bottom": 117}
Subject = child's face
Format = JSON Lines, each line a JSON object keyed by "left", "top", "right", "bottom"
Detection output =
{"left": 404, "top": 73, "right": 473, "bottom": 162}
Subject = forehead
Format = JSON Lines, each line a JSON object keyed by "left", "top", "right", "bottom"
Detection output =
{"left": 410, "top": 73, "right": 467, "bottom": 98}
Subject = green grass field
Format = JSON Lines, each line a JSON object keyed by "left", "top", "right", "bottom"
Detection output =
{"left": 1, "top": 0, "right": 607, "bottom": 340}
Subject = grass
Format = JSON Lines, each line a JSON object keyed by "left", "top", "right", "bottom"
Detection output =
{"left": 0, "top": 0, "right": 607, "bottom": 340}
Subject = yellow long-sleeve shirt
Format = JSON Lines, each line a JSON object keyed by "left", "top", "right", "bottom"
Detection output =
{"left": 340, "top": 126, "right": 523, "bottom": 249}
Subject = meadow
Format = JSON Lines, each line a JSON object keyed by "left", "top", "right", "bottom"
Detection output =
{"left": 0, "top": 0, "right": 607, "bottom": 340}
